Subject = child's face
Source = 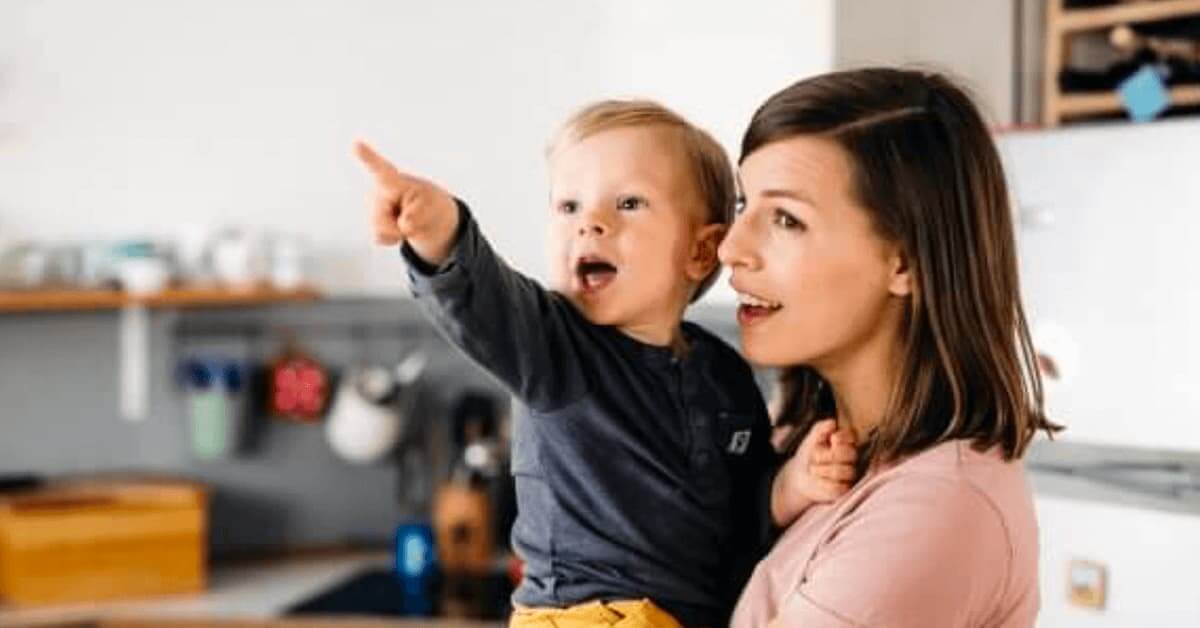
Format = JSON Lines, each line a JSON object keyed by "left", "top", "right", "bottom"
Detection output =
{"left": 546, "top": 126, "right": 718, "bottom": 334}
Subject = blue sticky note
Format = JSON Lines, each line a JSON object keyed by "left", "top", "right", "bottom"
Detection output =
{"left": 1118, "top": 65, "right": 1170, "bottom": 122}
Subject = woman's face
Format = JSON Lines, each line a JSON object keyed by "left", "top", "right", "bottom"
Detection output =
{"left": 718, "top": 135, "right": 909, "bottom": 370}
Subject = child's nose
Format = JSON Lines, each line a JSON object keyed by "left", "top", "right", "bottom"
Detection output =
{"left": 577, "top": 209, "right": 611, "bottom": 237}
{"left": 578, "top": 222, "right": 606, "bottom": 237}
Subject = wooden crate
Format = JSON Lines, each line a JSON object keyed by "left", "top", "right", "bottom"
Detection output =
{"left": 0, "top": 479, "right": 208, "bottom": 606}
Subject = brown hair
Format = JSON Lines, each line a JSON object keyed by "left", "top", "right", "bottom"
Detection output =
{"left": 746, "top": 68, "right": 1062, "bottom": 466}
{"left": 547, "top": 99, "right": 736, "bottom": 301}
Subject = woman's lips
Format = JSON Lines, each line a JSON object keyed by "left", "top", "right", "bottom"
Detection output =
{"left": 737, "top": 304, "right": 779, "bottom": 326}
{"left": 734, "top": 289, "right": 782, "bottom": 326}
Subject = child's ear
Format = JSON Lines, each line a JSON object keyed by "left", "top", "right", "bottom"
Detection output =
{"left": 687, "top": 223, "right": 728, "bottom": 281}
{"left": 888, "top": 246, "right": 913, "bottom": 297}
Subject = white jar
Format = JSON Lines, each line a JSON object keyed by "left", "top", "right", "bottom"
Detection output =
{"left": 116, "top": 257, "right": 170, "bottom": 296}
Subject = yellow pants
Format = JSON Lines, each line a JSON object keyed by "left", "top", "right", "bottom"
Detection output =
{"left": 509, "top": 599, "right": 683, "bottom": 628}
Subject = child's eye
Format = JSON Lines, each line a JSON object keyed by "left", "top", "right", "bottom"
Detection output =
{"left": 617, "top": 195, "right": 646, "bottom": 211}
{"left": 557, "top": 200, "right": 579, "bottom": 215}
{"left": 773, "top": 209, "right": 805, "bottom": 231}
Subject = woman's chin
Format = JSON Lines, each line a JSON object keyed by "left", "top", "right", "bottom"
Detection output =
{"left": 740, "top": 329, "right": 824, "bottom": 369}
{"left": 739, "top": 336, "right": 794, "bottom": 368}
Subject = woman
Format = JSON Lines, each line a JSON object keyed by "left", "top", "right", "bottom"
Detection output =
{"left": 722, "top": 68, "right": 1061, "bottom": 627}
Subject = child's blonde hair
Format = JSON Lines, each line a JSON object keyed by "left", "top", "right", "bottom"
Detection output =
{"left": 546, "top": 99, "right": 736, "bottom": 302}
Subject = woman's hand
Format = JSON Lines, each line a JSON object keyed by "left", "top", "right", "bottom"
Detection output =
{"left": 355, "top": 140, "right": 460, "bottom": 266}
{"left": 770, "top": 418, "right": 859, "bottom": 527}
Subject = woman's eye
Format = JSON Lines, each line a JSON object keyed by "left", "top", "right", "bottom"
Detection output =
{"left": 617, "top": 196, "right": 646, "bottom": 211}
{"left": 773, "top": 209, "right": 804, "bottom": 230}
{"left": 558, "top": 200, "right": 579, "bottom": 214}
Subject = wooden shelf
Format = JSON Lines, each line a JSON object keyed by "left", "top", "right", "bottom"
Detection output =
{"left": 1057, "top": 0, "right": 1200, "bottom": 33}
{"left": 0, "top": 284, "right": 320, "bottom": 313}
{"left": 1058, "top": 84, "right": 1200, "bottom": 117}
{"left": 1043, "top": 0, "right": 1200, "bottom": 125}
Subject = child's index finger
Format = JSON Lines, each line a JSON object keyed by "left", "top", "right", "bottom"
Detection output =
{"left": 354, "top": 140, "right": 399, "bottom": 179}
{"left": 831, "top": 429, "right": 857, "bottom": 447}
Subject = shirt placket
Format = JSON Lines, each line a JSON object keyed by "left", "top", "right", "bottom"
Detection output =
{"left": 679, "top": 360, "right": 714, "bottom": 474}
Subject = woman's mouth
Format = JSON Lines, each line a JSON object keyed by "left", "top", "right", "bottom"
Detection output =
{"left": 736, "top": 291, "right": 782, "bottom": 326}
{"left": 576, "top": 256, "right": 618, "bottom": 294}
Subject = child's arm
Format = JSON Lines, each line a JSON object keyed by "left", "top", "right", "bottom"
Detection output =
{"left": 355, "top": 141, "right": 587, "bottom": 411}
{"left": 771, "top": 419, "right": 859, "bottom": 527}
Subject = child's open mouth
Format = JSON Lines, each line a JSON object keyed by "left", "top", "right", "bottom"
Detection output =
{"left": 576, "top": 256, "right": 618, "bottom": 293}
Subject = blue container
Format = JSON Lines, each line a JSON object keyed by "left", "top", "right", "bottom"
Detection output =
{"left": 394, "top": 521, "right": 438, "bottom": 616}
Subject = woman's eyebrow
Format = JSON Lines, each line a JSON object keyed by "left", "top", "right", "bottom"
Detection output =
{"left": 762, "top": 188, "right": 815, "bottom": 205}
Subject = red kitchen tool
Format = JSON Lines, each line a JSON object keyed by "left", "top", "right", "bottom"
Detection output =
{"left": 267, "top": 340, "right": 329, "bottom": 423}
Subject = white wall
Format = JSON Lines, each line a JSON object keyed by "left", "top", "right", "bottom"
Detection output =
{"left": 0, "top": 0, "right": 833, "bottom": 299}
{"left": 1035, "top": 495, "right": 1200, "bottom": 626}
{"left": 1005, "top": 121, "right": 1200, "bottom": 626}
{"left": 1001, "top": 119, "right": 1200, "bottom": 451}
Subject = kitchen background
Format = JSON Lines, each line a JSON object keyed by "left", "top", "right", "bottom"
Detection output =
{"left": 1, "top": 0, "right": 1199, "bottom": 626}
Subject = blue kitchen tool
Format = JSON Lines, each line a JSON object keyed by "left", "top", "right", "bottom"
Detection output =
{"left": 394, "top": 521, "right": 438, "bottom": 616}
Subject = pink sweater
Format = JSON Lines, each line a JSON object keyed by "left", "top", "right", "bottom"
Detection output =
{"left": 732, "top": 440, "right": 1039, "bottom": 628}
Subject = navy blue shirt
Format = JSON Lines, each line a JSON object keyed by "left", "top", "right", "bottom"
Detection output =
{"left": 402, "top": 200, "right": 776, "bottom": 627}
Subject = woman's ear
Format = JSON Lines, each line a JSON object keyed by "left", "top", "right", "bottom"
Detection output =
{"left": 888, "top": 247, "right": 913, "bottom": 297}
{"left": 687, "top": 224, "right": 728, "bottom": 281}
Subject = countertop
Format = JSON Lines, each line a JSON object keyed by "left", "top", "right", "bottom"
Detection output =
{"left": 0, "top": 551, "right": 501, "bottom": 628}
{"left": 1027, "top": 438, "right": 1200, "bottom": 516}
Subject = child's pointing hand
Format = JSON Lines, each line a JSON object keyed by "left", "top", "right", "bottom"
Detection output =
{"left": 355, "top": 140, "right": 459, "bottom": 265}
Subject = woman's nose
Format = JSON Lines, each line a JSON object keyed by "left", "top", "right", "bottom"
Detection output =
{"left": 718, "top": 217, "right": 762, "bottom": 271}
